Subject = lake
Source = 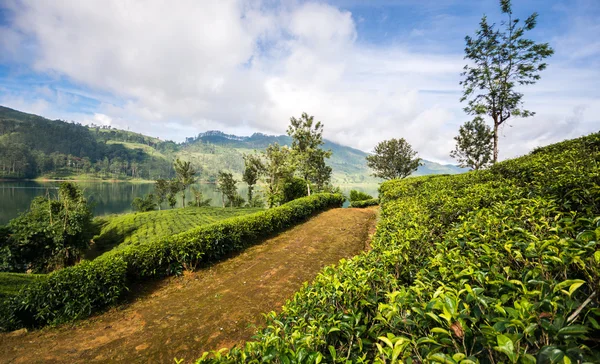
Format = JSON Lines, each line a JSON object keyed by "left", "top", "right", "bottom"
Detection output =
{"left": 0, "top": 181, "right": 379, "bottom": 225}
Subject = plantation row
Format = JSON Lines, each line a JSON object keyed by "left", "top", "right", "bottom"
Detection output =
{"left": 197, "top": 132, "right": 600, "bottom": 363}
{"left": 91, "top": 206, "right": 262, "bottom": 256}
{"left": 0, "top": 193, "right": 344, "bottom": 331}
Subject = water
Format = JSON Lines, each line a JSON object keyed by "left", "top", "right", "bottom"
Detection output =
{"left": 0, "top": 181, "right": 380, "bottom": 225}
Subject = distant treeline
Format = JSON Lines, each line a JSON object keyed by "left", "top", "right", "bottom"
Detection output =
{"left": 0, "top": 106, "right": 176, "bottom": 180}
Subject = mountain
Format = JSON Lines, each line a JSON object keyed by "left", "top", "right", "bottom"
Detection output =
{"left": 0, "top": 105, "right": 466, "bottom": 183}
{"left": 183, "top": 131, "right": 467, "bottom": 183}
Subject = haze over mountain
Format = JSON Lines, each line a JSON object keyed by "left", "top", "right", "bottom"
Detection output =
{"left": 0, "top": 106, "right": 465, "bottom": 183}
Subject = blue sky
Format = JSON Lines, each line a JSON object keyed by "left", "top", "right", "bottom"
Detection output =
{"left": 0, "top": 0, "right": 598, "bottom": 162}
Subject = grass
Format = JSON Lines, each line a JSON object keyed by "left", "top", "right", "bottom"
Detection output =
{"left": 88, "top": 206, "right": 263, "bottom": 258}
{"left": 0, "top": 272, "right": 46, "bottom": 300}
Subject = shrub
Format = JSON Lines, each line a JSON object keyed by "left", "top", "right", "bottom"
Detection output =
{"left": 349, "top": 198, "right": 379, "bottom": 208}
{"left": 0, "top": 193, "right": 343, "bottom": 331}
{"left": 349, "top": 189, "right": 373, "bottom": 202}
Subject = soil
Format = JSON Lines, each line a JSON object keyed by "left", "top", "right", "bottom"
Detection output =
{"left": 0, "top": 207, "right": 378, "bottom": 364}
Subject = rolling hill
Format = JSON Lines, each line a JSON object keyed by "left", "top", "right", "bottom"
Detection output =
{"left": 0, "top": 105, "right": 466, "bottom": 183}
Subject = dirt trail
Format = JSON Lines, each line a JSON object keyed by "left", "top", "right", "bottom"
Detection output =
{"left": 0, "top": 208, "right": 377, "bottom": 363}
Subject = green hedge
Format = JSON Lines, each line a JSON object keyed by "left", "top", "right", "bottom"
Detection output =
{"left": 197, "top": 132, "right": 600, "bottom": 363}
{"left": 349, "top": 198, "right": 379, "bottom": 208}
{"left": 0, "top": 193, "right": 343, "bottom": 331}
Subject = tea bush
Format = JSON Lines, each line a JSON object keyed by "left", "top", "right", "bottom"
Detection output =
{"left": 92, "top": 206, "right": 263, "bottom": 254}
{"left": 0, "top": 193, "right": 343, "bottom": 331}
{"left": 197, "top": 132, "right": 600, "bottom": 363}
{"left": 349, "top": 198, "right": 379, "bottom": 208}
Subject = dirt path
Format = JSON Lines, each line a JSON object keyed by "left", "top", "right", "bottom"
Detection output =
{"left": 0, "top": 208, "right": 377, "bottom": 363}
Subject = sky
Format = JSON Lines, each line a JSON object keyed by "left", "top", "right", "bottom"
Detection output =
{"left": 0, "top": 0, "right": 598, "bottom": 163}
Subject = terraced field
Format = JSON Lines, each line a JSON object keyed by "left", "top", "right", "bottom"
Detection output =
{"left": 88, "top": 207, "right": 263, "bottom": 258}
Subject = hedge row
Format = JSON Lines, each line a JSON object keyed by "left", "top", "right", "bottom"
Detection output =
{"left": 349, "top": 198, "right": 379, "bottom": 208}
{"left": 197, "top": 132, "right": 600, "bottom": 362}
{"left": 0, "top": 193, "right": 344, "bottom": 331}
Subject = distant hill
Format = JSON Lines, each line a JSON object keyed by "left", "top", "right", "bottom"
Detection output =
{"left": 183, "top": 131, "right": 467, "bottom": 183}
{"left": 0, "top": 105, "right": 466, "bottom": 183}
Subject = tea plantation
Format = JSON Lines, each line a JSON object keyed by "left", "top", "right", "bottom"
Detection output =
{"left": 91, "top": 206, "right": 263, "bottom": 256}
{"left": 0, "top": 193, "right": 344, "bottom": 331}
{"left": 197, "top": 132, "right": 600, "bottom": 363}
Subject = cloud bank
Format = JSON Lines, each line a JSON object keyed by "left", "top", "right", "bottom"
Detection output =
{"left": 0, "top": 0, "right": 598, "bottom": 162}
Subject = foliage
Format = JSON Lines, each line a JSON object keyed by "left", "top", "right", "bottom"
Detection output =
{"left": 154, "top": 179, "right": 170, "bottom": 210}
{"left": 196, "top": 131, "right": 600, "bottom": 363}
{"left": 91, "top": 206, "right": 261, "bottom": 256}
{"left": 287, "top": 113, "right": 333, "bottom": 195}
{"left": 242, "top": 153, "right": 265, "bottom": 203}
{"left": 366, "top": 138, "right": 422, "bottom": 180}
{"left": 217, "top": 171, "right": 240, "bottom": 208}
{"left": 167, "top": 180, "right": 181, "bottom": 209}
{"left": 131, "top": 194, "right": 157, "bottom": 212}
{"left": 0, "top": 272, "right": 46, "bottom": 300}
{"left": 349, "top": 198, "right": 379, "bottom": 208}
{"left": 189, "top": 186, "right": 212, "bottom": 207}
{"left": 282, "top": 177, "right": 309, "bottom": 204}
{"left": 174, "top": 158, "right": 197, "bottom": 207}
{"left": 460, "top": 0, "right": 554, "bottom": 162}
{"left": 262, "top": 143, "right": 295, "bottom": 208}
{"left": 5, "top": 182, "right": 94, "bottom": 273}
{"left": 0, "top": 106, "right": 175, "bottom": 180}
{"left": 450, "top": 116, "right": 493, "bottom": 170}
{"left": 0, "top": 193, "right": 343, "bottom": 331}
{"left": 349, "top": 190, "right": 374, "bottom": 202}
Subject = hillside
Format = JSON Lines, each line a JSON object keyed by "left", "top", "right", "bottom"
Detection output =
{"left": 182, "top": 131, "right": 466, "bottom": 183}
{"left": 0, "top": 106, "right": 466, "bottom": 183}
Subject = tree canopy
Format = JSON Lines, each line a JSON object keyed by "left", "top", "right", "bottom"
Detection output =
{"left": 450, "top": 117, "right": 494, "bottom": 170}
{"left": 460, "top": 0, "right": 553, "bottom": 162}
{"left": 366, "top": 138, "right": 421, "bottom": 180}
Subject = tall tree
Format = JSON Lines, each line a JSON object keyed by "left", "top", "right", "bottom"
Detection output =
{"left": 460, "top": 0, "right": 553, "bottom": 162}
{"left": 173, "top": 158, "right": 197, "bottom": 208}
{"left": 450, "top": 117, "right": 494, "bottom": 170}
{"left": 242, "top": 153, "right": 265, "bottom": 203}
{"left": 216, "top": 171, "right": 238, "bottom": 208}
{"left": 154, "top": 178, "right": 170, "bottom": 210}
{"left": 366, "top": 138, "right": 421, "bottom": 180}
{"left": 286, "top": 113, "right": 332, "bottom": 196}
{"left": 262, "top": 143, "right": 295, "bottom": 208}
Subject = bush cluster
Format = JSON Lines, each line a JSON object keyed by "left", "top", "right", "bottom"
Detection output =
{"left": 0, "top": 193, "right": 343, "bottom": 331}
{"left": 197, "top": 132, "right": 600, "bottom": 363}
{"left": 349, "top": 198, "right": 379, "bottom": 208}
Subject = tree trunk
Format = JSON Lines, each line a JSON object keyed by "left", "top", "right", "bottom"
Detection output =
{"left": 182, "top": 191, "right": 186, "bottom": 208}
{"left": 493, "top": 119, "right": 499, "bottom": 163}
{"left": 307, "top": 182, "right": 311, "bottom": 196}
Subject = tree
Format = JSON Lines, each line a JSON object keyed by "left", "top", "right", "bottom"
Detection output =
{"left": 287, "top": 113, "right": 332, "bottom": 196}
{"left": 262, "top": 143, "right": 295, "bottom": 208}
{"left": 450, "top": 117, "right": 494, "bottom": 170}
{"left": 216, "top": 171, "right": 239, "bottom": 208}
{"left": 242, "top": 153, "right": 264, "bottom": 203}
{"left": 167, "top": 180, "right": 181, "bottom": 209}
{"left": 189, "top": 185, "right": 211, "bottom": 207}
{"left": 460, "top": 0, "right": 553, "bottom": 162}
{"left": 173, "top": 158, "right": 197, "bottom": 208}
{"left": 154, "top": 178, "right": 170, "bottom": 210}
{"left": 132, "top": 194, "right": 157, "bottom": 212}
{"left": 366, "top": 138, "right": 421, "bottom": 180}
{"left": 6, "top": 182, "right": 93, "bottom": 272}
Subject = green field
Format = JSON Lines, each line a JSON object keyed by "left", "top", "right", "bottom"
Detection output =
{"left": 0, "top": 272, "right": 46, "bottom": 300}
{"left": 89, "top": 206, "right": 263, "bottom": 258}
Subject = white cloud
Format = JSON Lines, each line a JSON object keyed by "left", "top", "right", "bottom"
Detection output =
{"left": 0, "top": 0, "right": 598, "bottom": 163}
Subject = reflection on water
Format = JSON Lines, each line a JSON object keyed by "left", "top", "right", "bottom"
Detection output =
{"left": 0, "top": 181, "right": 380, "bottom": 224}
